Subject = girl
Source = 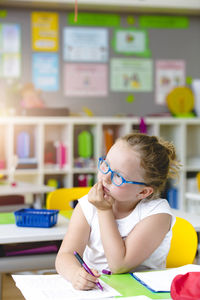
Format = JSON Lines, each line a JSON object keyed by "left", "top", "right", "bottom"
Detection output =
{"left": 55, "top": 133, "right": 181, "bottom": 290}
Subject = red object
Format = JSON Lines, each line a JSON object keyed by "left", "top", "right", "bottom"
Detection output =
{"left": 74, "top": 0, "right": 78, "bottom": 22}
{"left": 0, "top": 160, "right": 6, "bottom": 169}
{"left": 171, "top": 272, "right": 200, "bottom": 300}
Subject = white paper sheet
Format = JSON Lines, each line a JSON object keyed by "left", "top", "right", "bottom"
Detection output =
{"left": 12, "top": 274, "right": 121, "bottom": 300}
{"left": 132, "top": 264, "right": 200, "bottom": 292}
{"left": 89, "top": 297, "right": 152, "bottom": 300}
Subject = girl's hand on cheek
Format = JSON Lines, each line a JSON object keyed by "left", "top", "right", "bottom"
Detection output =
{"left": 72, "top": 267, "right": 100, "bottom": 290}
{"left": 88, "top": 181, "right": 114, "bottom": 210}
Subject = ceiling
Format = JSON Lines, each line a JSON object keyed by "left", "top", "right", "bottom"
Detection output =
{"left": 1, "top": 0, "right": 200, "bottom": 14}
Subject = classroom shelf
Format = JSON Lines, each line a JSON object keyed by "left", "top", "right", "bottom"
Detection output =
{"left": 1, "top": 116, "right": 200, "bottom": 211}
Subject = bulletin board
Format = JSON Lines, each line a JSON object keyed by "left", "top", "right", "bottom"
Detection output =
{"left": 0, "top": 6, "right": 200, "bottom": 117}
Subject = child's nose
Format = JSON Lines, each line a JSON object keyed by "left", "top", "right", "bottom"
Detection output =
{"left": 103, "top": 172, "right": 112, "bottom": 184}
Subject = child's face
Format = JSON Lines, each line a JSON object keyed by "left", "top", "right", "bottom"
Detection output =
{"left": 98, "top": 140, "right": 146, "bottom": 203}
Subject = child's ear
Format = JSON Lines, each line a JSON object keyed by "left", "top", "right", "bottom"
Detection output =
{"left": 138, "top": 186, "right": 154, "bottom": 200}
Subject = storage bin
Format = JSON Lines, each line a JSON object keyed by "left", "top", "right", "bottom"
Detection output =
{"left": 14, "top": 209, "right": 59, "bottom": 228}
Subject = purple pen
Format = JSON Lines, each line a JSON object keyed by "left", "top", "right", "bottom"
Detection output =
{"left": 102, "top": 269, "right": 112, "bottom": 275}
{"left": 74, "top": 251, "right": 103, "bottom": 291}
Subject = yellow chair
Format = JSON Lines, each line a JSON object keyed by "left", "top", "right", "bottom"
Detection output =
{"left": 46, "top": 186, "right": 91, "bottom": 214}
{"left": 166, "top": 216, "right": 198, "bottom": 268}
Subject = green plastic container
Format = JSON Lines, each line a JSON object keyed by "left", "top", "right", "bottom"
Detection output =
{"left": 78, "top": 130, "right": 93, "bottom": 158}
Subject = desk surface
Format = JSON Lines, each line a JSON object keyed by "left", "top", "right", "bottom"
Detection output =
{"left": 102, "top": 273, "right": 170, "bottom": 299}
{"left": 0, "top": 181, "right": 54, "bottom": 196}
{"left": 186, "top": 192, "right": 200, "bottom": 201}
{"left": 0, "top": 209, "right": 199, "bottom": 245}
{"left": 0, "top": 214, "right": 69, "bottom": 244}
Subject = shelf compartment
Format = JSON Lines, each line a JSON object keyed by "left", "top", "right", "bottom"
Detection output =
{"left": 73, "top": 173, "right": 95, "bottom": 187}
{"left": 186, "top": 124, "right": 200, "bottom": 168}
{"left": 0, "top": 125, "right": 9, "bottom": 170}
{"left": 14, "top": 125, "right": 39, "bottom": 170}
{"left": 73, "top": 124, "right": 97, "bottom": 169}
{"left": 44, "top": 124, "right": 69, "bottom": 170}
{"left": 159, "top": 124, "right": 183, "bottom": 163}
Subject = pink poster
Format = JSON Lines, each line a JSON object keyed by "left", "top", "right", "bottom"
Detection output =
{"left": 64, "top": 63, "right": 108, "bottom": 96}
{"left": 155, "top": 60, "right": 185, "bottom": 105}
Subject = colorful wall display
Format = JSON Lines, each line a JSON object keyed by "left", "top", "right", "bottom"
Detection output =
{"left": 32, "top": 12, "right": 59, "bottom": 51}
{"left": 112, "top": 28, "right": 151, "bottom": 57}
{"left": 63, "top": 27, "right": 108, "bottom": 62}
{"left": 139, "top": 15, "right": 189, "bottom": 28}
{"left": 63, "top": 63, "right": 108, "bottom": 97}
{"left": 110, "top": 58, "right": 153, "bottom": 92}
{"left": 0, "top": 23, "right": 21, "bottom": 78}
{"left": 68, "top": 12, "right": 120, "bottom": 27}
{"left": 155, "top": 60, "right": 185, "bottom": 105}
{"left": 32, "top": 53, "right": 59, "bottom": 91}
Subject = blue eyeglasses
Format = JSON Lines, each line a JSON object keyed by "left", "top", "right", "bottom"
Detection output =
{"left": 98, "top": 157, "right": 147, "bottom": 187}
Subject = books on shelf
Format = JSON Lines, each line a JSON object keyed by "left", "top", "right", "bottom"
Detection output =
{"left": 78, "top": 174, "right": 94, "bottom": 187}
{"left": 17, "top": 157, "right": 38, "bottom": 169}
{"left": 55, "top": 142, "right": 67, "bottom": 169}
{"left": 167, "top": 187, "right": 178, "bottom": 209}
{"left": 44, "top": 141, "right": 68, "bottom": 169}
{"left": 104, "top": 128, "right": 114, "bottom": 154}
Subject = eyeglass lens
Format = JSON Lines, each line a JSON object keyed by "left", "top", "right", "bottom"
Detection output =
{"left": 99, "top": 159, "right": 123, "bottom": 186}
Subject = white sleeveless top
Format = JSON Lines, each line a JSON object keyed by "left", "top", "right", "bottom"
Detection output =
{"left": 79, "top": 195, "right": 175, "bottom": 272}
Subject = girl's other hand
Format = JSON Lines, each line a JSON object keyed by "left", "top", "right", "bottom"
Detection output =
{"left": 72, "top": 267, "right": 100, "bottom": 290}
{"left": 88, "top": 181, "right": 114, "bottom": 210}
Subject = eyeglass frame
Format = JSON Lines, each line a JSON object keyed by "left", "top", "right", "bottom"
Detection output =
{"left": 98, "top": 156, "right": 147, "bottom": 187}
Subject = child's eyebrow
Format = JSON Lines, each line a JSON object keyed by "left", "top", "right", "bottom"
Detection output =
{"left": 105, "top": 157, "right": 130, "bottom": 179}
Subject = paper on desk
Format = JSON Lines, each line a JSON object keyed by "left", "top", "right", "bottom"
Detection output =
{"left": 132, "top": 264, "right": 200, "bottom": 292}
{"left": 88, "top": 297, "right": 152, "bottom": 300}
{"left": 12, "top": 274, "right": 121, "bottom": 300}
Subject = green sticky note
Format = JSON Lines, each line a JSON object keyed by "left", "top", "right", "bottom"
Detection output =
{"left": 139, "top": 16, "right": 189, "bottom": 28}
{"left": 127, "top": 16, "right": 135, "bottom": 25}
{"left": 186, "top": 77, "right": 193, "bottom": 85}
{"left": 126, "top": 95, "right": 135, "bottom": 103}
{"left": 0, "top": 212, "right": 15, "bottom": 224}
{"left": 68, "top": 12, "right": 120, "bottom": 27}
{"left": 0, "top": 10, "right": 7, "bottom": 18}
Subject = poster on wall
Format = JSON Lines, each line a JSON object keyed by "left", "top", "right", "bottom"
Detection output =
{"left": 63, "top": 27, "right": 108, "bottom": 62}
{"left": 0, "top": 23, "right": 21, "bottom": 78}
{"left": 32, "top": 53, "right": 59, "bottom": 91}
{"left": 110, "top": 58, "right": 153, "bottom": 92}
{"left": 112, "top": 28, "right": 151, "bottom": 57}
{"left": 63, "top": 63, "right": 108, "bottom": 96}
{"left": 32, "top": 12, "right": 59, "bottom": 51}
{"left": 155, "top": 60, "right": 185, "bottom": 105}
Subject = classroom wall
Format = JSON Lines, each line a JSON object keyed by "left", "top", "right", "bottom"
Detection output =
{"left": 1, "top": 7, "right": 200, "bottom": 117}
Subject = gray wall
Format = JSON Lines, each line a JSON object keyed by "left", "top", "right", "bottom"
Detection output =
{"left": 2, "top": 7, "right": 200, "bottom": 116}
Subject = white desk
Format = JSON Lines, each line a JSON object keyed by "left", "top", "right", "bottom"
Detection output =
{"left": 1, "top": 209, "right": 200, "bottom": 299}
{"left": 186, "top": 192, "right": 200, "bottom": 201}
{"left": 0, "top": 214, "right": 69, "bottom": 244}
{"left": 0, "top": 181, "right": 54, "bottom": 209}
{"left": 0, "top": 214, "right": 69, "bottom": 300}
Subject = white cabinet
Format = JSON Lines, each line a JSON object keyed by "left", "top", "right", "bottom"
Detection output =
{"left": 1, "top": 116, "right": 200, "bottom": 212}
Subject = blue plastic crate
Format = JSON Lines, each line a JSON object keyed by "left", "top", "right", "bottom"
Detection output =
{"left": 14, "top": 209, "right": 59, "bottom": 228}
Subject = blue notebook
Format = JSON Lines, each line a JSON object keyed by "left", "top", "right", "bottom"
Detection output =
{"left": 130, "top": 273, "right": 169, "bottom": 293}
{"left": 130, "top": 264, "right": 200, "bottom": 293}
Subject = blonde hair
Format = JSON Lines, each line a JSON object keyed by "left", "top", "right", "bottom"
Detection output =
{"left": 119, "top": 133, "right": 181, "bottom": 199}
